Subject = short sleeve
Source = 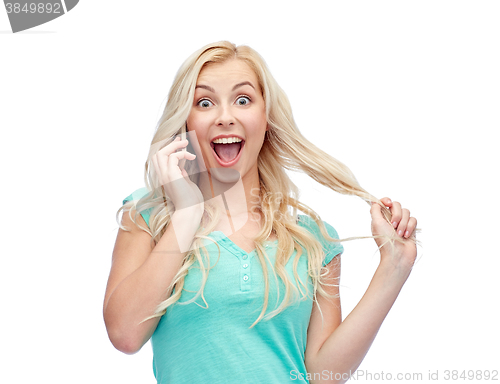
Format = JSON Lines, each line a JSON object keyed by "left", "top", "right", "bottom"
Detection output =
{"left": 297, "top": 214, "right": 344, "bottom": 267}
{"left": 122, "top": 187, "right": 152, "bottom": 228}
{"left": 322, "top": 221, "right": 344, "bottom": 266}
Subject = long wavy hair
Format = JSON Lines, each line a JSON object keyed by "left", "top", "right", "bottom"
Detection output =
{"left": 116, "top": 40, "right": 417, "bottom": 328}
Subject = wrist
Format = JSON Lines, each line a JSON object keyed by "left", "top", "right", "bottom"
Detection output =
{"left": 173, "top": 204, "right": 204, "bottom": 220}
{"left": 377, "top": 256, "right": 413, "bottom": 286}
{"left": 170, "top": 210, "right": 203, "bottom": 253}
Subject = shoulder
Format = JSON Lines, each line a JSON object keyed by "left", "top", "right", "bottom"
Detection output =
{"left": 122, "top": 187, "right": 149, "bottom": 205}
{"left": 122, "top": 187, "right": 154, "bottom": 228}
{"left": 297, "top": 214, "right": 344, "bottom": 265}
{"left": 297, "top": 214, "right": 340, "bottom": 237}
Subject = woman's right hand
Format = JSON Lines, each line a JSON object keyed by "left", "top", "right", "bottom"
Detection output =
{"left": 152, "top": 137, "right": 204, "bottom": 215}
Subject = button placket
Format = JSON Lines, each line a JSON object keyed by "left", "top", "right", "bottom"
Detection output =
{"left": 241, "top": 252, "right": 252, "bottom": 292}
{"left": 239, "top": 243, "right": 275, "bottom": 291}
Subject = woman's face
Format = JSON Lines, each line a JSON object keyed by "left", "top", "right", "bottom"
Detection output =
{"left": 186, "top": 59, "right": 268, "bottom": 181}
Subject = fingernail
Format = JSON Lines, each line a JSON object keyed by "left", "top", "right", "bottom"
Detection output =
{"left": 392, "top": 221, "right": 398, "bottom": 228}
{"left": 398, "top": 230, "right": 403, "bottom": 237}
{"left": 404, "top": 230, "right": 410, "bottom": 238}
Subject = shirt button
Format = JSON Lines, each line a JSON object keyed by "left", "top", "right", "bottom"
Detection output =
{"left": 242, "top": 254, "right": 248, "bottom": 260}
{"left": 243, "top": 275, "right": 249, "bottom": 281}
{"left": 243, "top": 263, "right": 248, "bottom": 269}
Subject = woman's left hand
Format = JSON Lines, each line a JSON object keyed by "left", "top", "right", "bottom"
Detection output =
{"left": 370, "top": 197, "right": 417, "bottom": 268}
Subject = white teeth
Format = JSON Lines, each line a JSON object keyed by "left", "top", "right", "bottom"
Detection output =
{"left": 212, "top": 137, "right": 242, "bottom": 144}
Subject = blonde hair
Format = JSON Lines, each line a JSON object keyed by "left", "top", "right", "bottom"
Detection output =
{"left": 117, "top": 40, "right": 419, "bottom": 328}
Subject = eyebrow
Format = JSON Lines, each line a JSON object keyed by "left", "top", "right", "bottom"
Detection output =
{"left": 232, "top": 81, "right": 255, "bottom": 91}
{"left": 194, "top": 84, "right": 215, "bottom": 93}
{"left": 195, "top": 81, "right": 255, "bottom": 93}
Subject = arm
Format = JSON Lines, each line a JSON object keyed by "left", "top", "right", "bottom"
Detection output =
{"left": 305, "top": 198, "right": 417, "bottom": 384}
{"left": 104, "top": 137, "right": 204, "bottom": 354}
{"left": 103, "top": 208, "right": 201, "bottom": 355}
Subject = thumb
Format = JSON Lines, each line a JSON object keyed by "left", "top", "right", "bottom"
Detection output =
{"left": 370, "top": 201, "right": 385, "bottom": 220}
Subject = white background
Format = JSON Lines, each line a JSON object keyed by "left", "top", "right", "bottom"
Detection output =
{"left": 1, "top": 1, "right": 499, "bottom": 383}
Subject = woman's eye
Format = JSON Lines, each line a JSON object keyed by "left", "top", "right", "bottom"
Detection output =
{"left": 198, "top": 99, "right": 213, "bottom": 108}
{"left": 236, "top": 96, "right": 251, "bottom": 106}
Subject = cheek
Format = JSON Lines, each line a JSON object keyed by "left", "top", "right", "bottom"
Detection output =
{"left": 186, "top": 114, "right": 198, "bottom": 130}
{"left": 187, "top": 115, "right": 208, "bottom": 137}
{"left": 243, "top": 109, "right": 267, "bottom": 133}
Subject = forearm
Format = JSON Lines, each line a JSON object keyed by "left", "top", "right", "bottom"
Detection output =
{"left": 308, "top": 258, "right": 412, "bottom": 383}
{"left": 104, "top": 211, "right": 201, "bottom": 353}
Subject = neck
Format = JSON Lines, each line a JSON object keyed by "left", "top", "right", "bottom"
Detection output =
{"left": 197, "top": 165, "right": 262, "bottom": 224}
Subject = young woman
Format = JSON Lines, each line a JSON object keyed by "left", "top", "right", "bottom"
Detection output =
{"left": 103, "top": 41, "right": 418, "bottom": 384}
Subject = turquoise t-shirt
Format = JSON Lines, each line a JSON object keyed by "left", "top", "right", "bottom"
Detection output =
{"left": 122, "top": 188, "right": 344, "bottom": 384}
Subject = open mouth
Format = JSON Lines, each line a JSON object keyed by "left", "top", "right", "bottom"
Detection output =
{"left": 210, "top": 140, "right": 245, "bottom": 165}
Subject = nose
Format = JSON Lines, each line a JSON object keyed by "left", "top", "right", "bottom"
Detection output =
{"left": 215, "top": 104, "right": 235, "bottom": 127}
